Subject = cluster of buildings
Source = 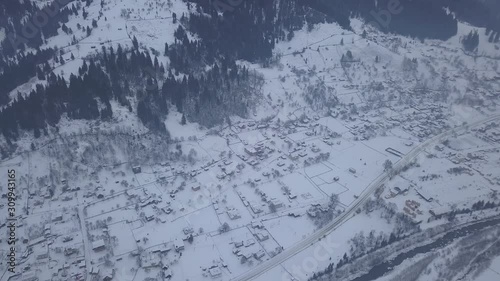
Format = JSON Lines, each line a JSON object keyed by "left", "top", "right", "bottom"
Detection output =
{"left": 475, "top": 122, "right": 500, "bottom": 142}
{"left": 403, "top": 200, "right": 422, "bottom": 218}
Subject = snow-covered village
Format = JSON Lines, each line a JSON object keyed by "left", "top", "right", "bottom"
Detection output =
{"left": 1, "top": 0, "right": 500, "bottom": 281}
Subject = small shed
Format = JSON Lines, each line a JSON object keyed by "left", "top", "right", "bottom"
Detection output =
{"left": 132, "top": 166, "right": 142, "bottom": 174}
{"left": 174, "top": 239, "right": 185, "bottom": 252}
{"left": 209, "top": 267, "right": 222, "bottom": 278}
{"left": 92, "top": 239, "right": 105, "bottom": 252}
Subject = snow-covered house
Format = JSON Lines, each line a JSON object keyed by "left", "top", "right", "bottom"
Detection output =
{"left": 92, "top": 239, "right": 105, "bottom": 251}
{"left": 209, "top": 267, "right": 222, "bottom": 278}
{"left": 174, "top": 238, "right": 185, "bottom": 252}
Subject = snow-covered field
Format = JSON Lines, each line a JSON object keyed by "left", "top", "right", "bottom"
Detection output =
{"left": 1, "top": 0, "right": 500, "bottom": 281}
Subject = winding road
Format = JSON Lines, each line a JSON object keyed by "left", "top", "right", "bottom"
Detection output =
{"left": 231, "top": 114, "right": 500, "bottom": 281}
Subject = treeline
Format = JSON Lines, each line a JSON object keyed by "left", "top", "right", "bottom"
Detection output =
{"left": 382, "top": 0, "right": 457, "bottom": 40}
{"left": 461, "top": 30, "right": 479, "bottom": 52}
{"left": 161, "top": 59, "right": 258, "bottom": 127}
{"left": 1, "top": 0, "right": 290, "bottom": 147}
{"left": 0, "top": 60, "right": 114, "bottom": 142}
{"left": 0, "top": 0, "right": 81, "bottom": 56}
{"left": 461, "top": 28, "right": 500, "bottom": 51}
{"left": 0, "top": 44, "right": 163, "bottom": 143}
{"left": 165, "top": 0, "right": 329, "bottom": 125}
{"left": 184, "top": 0, "right": 329, "bottom": 64}
{"left": 311, "top": 0, "right": 457, "bottom": 40}
{"left": 429, "top": 199, "right": 500, "bottom": 222}
{"left": 0, "top": 42, "right": 262, "bottom": 144}
{"left": 185, "top": 0, "right": 497, "bottom": 42}
{"left": 183, "top": 2, "right": 274, "bottom": 63}
{"left": 309, "top": 231, "right": 412, "bottom": 280}
{"left": 303, "top": 0, "right": 353, "bottom": 30}
{"left": 0, "top": 47, "right": 56, "bottom": 105}
{"left": 443, "top": 0, "right": 500, "bottom": 33}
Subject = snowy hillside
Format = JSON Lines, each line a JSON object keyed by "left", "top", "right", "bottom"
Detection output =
{"left": 0, "top": 1, "right": 500, "bottom": 281}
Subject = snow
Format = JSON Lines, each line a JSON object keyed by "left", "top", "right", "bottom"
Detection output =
{"left": 473, "top": 256, "right": 500, "bottom": 281}
{"left": 276, "top": 212, "right": 393, "bottom": 281}
{"left": 2, "top": 0, "right": 500, "bottom": 280}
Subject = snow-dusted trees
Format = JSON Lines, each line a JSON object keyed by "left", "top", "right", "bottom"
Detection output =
{"left": 218, "top": 222, "right": 230, "bottom": 233}
{"left": 303, "top": 81, "right": 338, "bottom": 110}
{"left": 461, "top": 30, "right": 479, "bottom": 52}
{"left": 401, "top": 57, "right": 418, "bottom": 73}
{"left": 383, "top": 159, "right": 393, "bottom": 171}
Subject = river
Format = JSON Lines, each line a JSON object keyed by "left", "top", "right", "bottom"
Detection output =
{"left": 350, "top": 216, "right": 500, "bottom": 281}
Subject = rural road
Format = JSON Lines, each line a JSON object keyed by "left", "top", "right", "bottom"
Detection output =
{"left": 232, "top": 114, "right": 500, "bottom": 281}
{"left": 77, "top": 204, "right": 92, "bottom": 281}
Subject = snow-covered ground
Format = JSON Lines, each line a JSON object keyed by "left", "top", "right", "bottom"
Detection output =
{"left": 1, "top": 0, "right": 500, "bottom": 280}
